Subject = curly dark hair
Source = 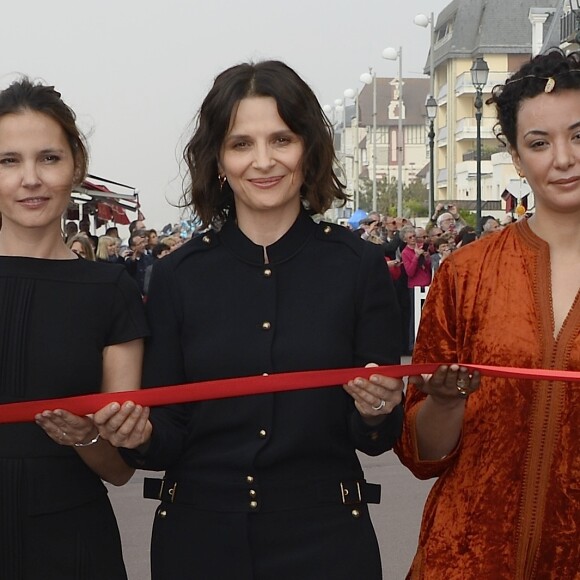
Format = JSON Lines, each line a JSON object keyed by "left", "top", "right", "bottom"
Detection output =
{"left": 182, "top": 60, "right": 347, "bottom": 228}
{"left": 487, "top": 49, "right": 580, "bottom": 149}
{"left": 0, "top": 77, "right": 88, "bottom": 185}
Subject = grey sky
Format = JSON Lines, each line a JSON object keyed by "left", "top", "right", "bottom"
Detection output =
{"left": 2, "top": 0, "right": 450, "bottom": 229}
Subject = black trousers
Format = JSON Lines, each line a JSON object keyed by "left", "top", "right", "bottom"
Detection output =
{"left": 150, "top": 502, "right": 382, "bottom": 580}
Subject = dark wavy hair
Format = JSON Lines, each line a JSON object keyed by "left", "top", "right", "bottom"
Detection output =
{"left": 182, "top": 60, "right": 347, "bottom": 228}
{"left": 487, "top": 49, "right": 580, "bottom": 149}
{"left": 0, "top": 78, "right": 88, "bottom": 185}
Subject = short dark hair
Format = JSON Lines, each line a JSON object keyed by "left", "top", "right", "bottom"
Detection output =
{"left": 152, "top": 242, "right": 170, "bottom": 259}
{"left": 0, "top": 78, "right": 88, "bottom": 184}
{"left": 487, "top": 49, "right": 580, "bottom": 149}
{"left": 129, "top": 231, "right": 147, "bottom": 248}
{"left": 434, "top": 237, "right": 450, "bottom": 251}
{"left": 182, "top": 60, "right": 347, "bottom": 227}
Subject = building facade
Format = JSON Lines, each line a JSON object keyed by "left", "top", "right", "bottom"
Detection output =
{"left": 429, "top": 0, "right": 562, "bottom": 216}
{"left": 334, "top": 77, "right": 430, "bottom": 216}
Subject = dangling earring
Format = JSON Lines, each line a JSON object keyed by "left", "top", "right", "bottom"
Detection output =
{"left": 218, "top": 174, "right": 227, "bottom": 191}
{"left": 516, "top": 171, "right": 526, "bottom": 218}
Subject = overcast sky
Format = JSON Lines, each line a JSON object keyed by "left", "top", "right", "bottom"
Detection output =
{"left": 2, "top": 0, "right": 450, "bottom": 230}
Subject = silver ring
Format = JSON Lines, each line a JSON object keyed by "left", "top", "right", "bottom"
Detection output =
{"left": 456, "top": 386, "right": 468, "bottom": 397}
{"left": 372, "top": 399, "right": 386, "bottom": 411}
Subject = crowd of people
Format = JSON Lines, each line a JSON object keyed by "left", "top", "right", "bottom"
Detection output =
{"left": 62, "top": 218, "right": 183, "bottom": 297}
{"left": 347, "top": 205, "right": 514, "bottom": 355}
{"left": 0, "top": 48, "right": 579, "bottom": 580}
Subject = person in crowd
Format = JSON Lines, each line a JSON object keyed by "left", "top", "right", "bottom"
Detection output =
{"left": 481, "top": 216, "right": 500, "bottom": 236}
{"left": 395, "top": 49, "right": 580, "bottom": 577}
{"left": 124, "top": 229, "right": 153, "bottom": 295}
{"left": 454, "top": 225, "right": 477, "bottom": 248}
{"left": 429, "top": 202, "right": 466, "bottom": 231}
{"left": 78, "top": 215, "right": 98, "bottom": 250}
{"left": 430, "top": 236, "right": 452, "bottom": 275}
{"left": 63, "top": 220, "right": 78, "bottom": 242}
{"left": 67, "top": 233, "right": 96, "bottom": 261}
{"left": 400, "top": 225, "right": 432, "bottom": 354}
{"left": 96, "top": 234, "right": 124, "bottom": 263}
{"left": 425, "top": 225, "right": 443, "bottom": 254}
{"left": 0, "top": 78, "right": 147, "bottom": 579}
{"left": 382, "top": 214, "right": 397, "bottom": 239}
{"left": 147, "top": 228, "right": 159, "bottom": 250}
{"left": 119, "top": 218, "right": 146, "bottom": 251}
{"left": 129, "top": 218, "right": 146, "bottom": 234}
{"left": 105, "top": 225, "right": 120, "bottom": 239}
{"left": 359, "top": 214, "right": 383, "bottom": 243}
{"left": 481, "top": 216, "right": 500, "bottom": 234}
{"left": 158, "top": 234, "right": 179, "bottom": 251}
{"left": 381, "top": 216, "right": 409, "bottom": 355}
{"left": 400, "top": 225, "right": 432, "bottom": 288}
{"left": 414, "top": 226, "right": 428, "bottom": 252}
{"left": 143, "top": 241, "right": 171, "bottom": 295}
{"left": 436, "top": 211, "right": 459, "bottom": 234}
{"left": 95, "top": 59, "right": 404, "bottom": 580}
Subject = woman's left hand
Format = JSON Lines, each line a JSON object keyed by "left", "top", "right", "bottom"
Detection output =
{"left": 35, "top": 409, "right": 99, "bottom": 447}
{"left": 343, "top": 363, "right": 404, "bottom": 425}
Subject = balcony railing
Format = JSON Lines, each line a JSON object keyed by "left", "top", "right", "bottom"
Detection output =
{"left": 455, "top": 116, "right": 496, "bottom": 141}
{"left": 561, "top": 10, "right": 578, "bottom": 44}
{"left": 455, "top": 71, "right": 509, "bottom": 96}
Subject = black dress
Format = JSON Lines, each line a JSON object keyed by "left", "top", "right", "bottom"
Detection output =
{"left": 125, "top": 210, "right": 402, "bottom": 580}
{"left": 0, "top": 257, "right": 148, "bottom": 580}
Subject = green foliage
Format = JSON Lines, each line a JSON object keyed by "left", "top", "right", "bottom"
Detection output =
{"left": 357, "top": 177, "right": 429, "bottom": 217}
{"left": 459, "top": 209, "right": 476, "bottom": 227}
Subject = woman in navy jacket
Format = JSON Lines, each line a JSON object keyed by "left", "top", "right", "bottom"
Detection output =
{"left": 98, "top": 60, "right": 403, "bottom": 580}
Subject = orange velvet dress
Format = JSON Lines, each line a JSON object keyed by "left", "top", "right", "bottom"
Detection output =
{"left": 395, "top": 220, "right": 580, "bottom": 579}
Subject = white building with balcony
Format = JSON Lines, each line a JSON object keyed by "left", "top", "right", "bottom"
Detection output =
{"left": 428, "top": 0, "right": 561, "bottom": 216}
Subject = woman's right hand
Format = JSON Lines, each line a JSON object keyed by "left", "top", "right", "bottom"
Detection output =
{"left": 409, "top": 364, "right": 480, "bottom": 405}
{"left": 93, "top": 401, "right": 152, "bottom": 449}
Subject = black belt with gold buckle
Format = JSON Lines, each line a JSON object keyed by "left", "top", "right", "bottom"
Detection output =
{"left": 143, "top": 477, "right": 381, "bottom": 513}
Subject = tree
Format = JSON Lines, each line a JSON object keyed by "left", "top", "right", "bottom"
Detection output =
{"left": 357, "top": 177, "right": 429, "bottom": 218}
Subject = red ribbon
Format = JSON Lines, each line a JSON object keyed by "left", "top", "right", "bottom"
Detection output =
{"left": 2, "top": 363, "right": 580, "bottom": 424}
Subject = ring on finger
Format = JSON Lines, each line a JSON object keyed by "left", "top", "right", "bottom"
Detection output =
{"left": 372, "top": 399, "right": 386, "bottom": 411}
{"left": 456, "top": 386, "right": 468, "bottom": 397}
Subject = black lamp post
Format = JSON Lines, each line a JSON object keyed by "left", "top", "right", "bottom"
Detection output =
{"left": 470, "top": 56, "right": 489, "bottom": 235}
{"left": 425, "top": 95, "right": 438, "bottom": 219}
{"left": 570, "top": 0, "right": 580, "bottom": 44}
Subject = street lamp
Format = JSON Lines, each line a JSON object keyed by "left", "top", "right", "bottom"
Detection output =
{"left": 470, "top": 56, "right": 489, "bottom": 235}
{"left": 343, "top": 88, "right": 359, "bottom": 210}
{"left": 425, "top": 95, "right": 437, "bottom": 218}
{"left": 414, "top": 12, "right": 435, "bottom": 101}
{"left": 383, "top": 46, "right": 403, "bottom": 217}
{"left": 360, "top": 69, "right": 377, "bottom": 211}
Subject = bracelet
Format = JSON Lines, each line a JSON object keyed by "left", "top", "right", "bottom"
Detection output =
{"left": 74, "top": 433, "right": 101, "bottom": 447}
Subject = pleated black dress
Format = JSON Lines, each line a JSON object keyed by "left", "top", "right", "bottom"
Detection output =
{"left": 0, "top": 257, "right": 148, "bottom": 580}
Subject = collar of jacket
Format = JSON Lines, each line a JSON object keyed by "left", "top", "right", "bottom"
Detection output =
{"left": 219, "top": 208, "right": 316, "bottom": 266}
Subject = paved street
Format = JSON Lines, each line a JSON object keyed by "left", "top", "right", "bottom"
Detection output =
{"left": 107, "top": 452, "right": 433, "bottom": 580}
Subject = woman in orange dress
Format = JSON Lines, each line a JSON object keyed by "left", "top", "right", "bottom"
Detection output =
{"left": 395, "top": 49, "right": 580, "bottom": 579}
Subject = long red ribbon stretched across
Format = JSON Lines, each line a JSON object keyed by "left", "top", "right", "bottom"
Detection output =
{"left": 1, "top": 363, "right": 580, "bottom": 424}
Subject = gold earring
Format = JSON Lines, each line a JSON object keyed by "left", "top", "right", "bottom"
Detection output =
{"left": 218, "top": 174, "right": 227, "bottom": 191}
